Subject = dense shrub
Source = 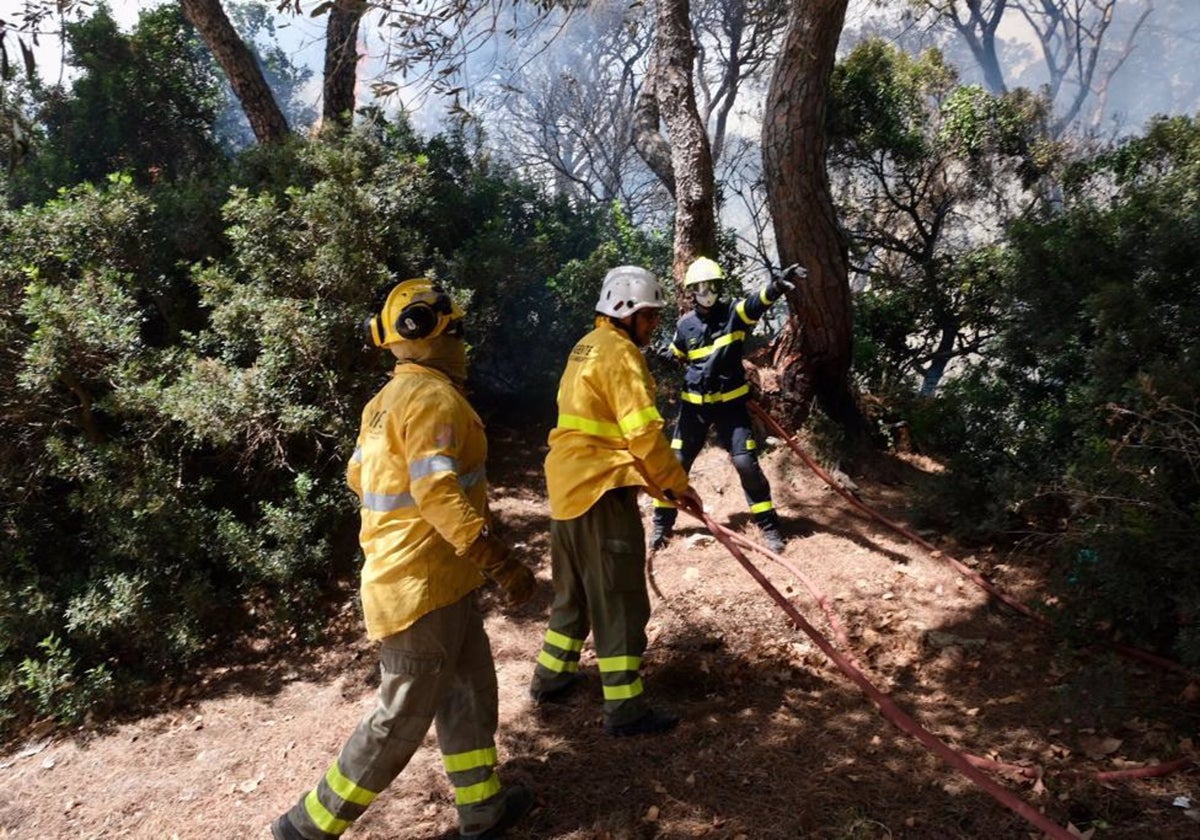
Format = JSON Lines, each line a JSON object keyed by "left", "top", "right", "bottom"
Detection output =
{"left": 0, "top": 120, "right": 653, "bottom": 735}
{"left": 916, "top": 115, "right": 1200, "bottom": 664}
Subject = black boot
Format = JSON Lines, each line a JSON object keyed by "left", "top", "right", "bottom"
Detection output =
{"left": 604, "top": 708, "right": 680, "bottom": 737}
{"left": 650, "top": 509, "right": 675, "bottom": 552}
{"left": 757, "top": 516, "right": 786, "bottom": 554}
{"left": 529, "top": 673, "right": 582, "bottom": 705}
{"left": 649, "top": 520, "right": 673, "bottom": 552}
{"left": 270, "top": 815, "right": 304, "bottom": 840}
{"left": 463, "top": 784, "right": 535, "bottom": 839}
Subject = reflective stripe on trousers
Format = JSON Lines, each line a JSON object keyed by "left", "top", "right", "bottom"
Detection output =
{"left": 653, "top": 399, "right": 775, "bottom": 525}
{"left": 281, "top": 595, "right": 506, "bottom": 838}
{"left": 530, "top": 487, "right": 652, "bottom": 727}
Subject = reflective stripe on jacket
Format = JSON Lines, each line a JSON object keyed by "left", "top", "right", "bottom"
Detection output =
{"left": 545, "top": 318, "right": 689, "bottom": 520}
{"left": 671, "top": 285, "right": 781, "bottom": 403}
{"left": 348, "top": 363, "right": 488, "bottom": 639}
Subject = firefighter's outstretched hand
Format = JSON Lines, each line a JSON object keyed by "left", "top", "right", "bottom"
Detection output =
{"left": 771, "top": 263, "right": 807, "bottom": 296}
{"left": 466, "top": 532, "right": 536, "bottom": 607}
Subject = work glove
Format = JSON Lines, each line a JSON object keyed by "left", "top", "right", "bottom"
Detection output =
{"left": 465, "top": 531, "right": 536, "bottom": 607}
{"left": 769, "top": 263, "right": 808, "bottom": 298}
{"left": 664, "top": 485, "right": 704, "bottom": 516}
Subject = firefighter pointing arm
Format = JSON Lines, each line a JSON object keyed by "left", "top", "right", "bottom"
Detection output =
{"left": 273, "top": 279, "right": 533, "bottom": 840}
{"left": 529, "top": 266, "right": 703, "bottom": 737}
{"left": 650, "top": 257, "right": 806, "bottom": 555}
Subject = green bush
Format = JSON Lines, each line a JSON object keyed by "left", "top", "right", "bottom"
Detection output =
{"left": 915, "top": 115, "right": 1200, "bottom": 664}
{"left": 0, "top": 117, "right": 649, "bottom": 736}
{"left": 18, "top": 635, "right": 114, "bottom": 726}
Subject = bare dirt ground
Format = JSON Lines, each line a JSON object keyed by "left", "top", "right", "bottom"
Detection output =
{"left": 2, "top": 418, "right": 1198, "bottom": 840}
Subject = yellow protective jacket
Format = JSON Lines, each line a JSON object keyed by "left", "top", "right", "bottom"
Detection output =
{"left": 545, "top": 318, "right": 690, "bottom": 520}
{"left": 347, "top": 363, "right": 488, "bottom": 639}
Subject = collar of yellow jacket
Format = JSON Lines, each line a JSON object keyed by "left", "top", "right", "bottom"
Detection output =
{"left": 594, "top": 315, "right": 636, "bottom": 343}
{"left": 389, "top": 333, "right": 468, "bottom": 386}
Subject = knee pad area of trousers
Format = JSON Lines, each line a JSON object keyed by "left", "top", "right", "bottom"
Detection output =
{"left": 731, "top": 451, "right": 759, "bottom": 476}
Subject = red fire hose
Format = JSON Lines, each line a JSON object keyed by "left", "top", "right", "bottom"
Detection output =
{"left": 746, "top": 401, "right": 1192, "bottom": 678}
{"left": 672, "top": 497, "right": 1079, "bottom": 839}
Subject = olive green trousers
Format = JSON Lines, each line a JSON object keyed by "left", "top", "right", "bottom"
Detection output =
{"left": 530, "top": 486, "right": 653, "bottom": 727}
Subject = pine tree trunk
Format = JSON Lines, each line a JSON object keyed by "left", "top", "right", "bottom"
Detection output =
{"left": 322, "top": 0, "right": 365, "bottom": 131}
{"left": 179, "top": 0, "right": 290, "bottom": 144}
{"left": 653, "top": 0, "right": 717, "bottom": 283}
{"left": 761, "top": 0, "right": 870, "bottom": 441}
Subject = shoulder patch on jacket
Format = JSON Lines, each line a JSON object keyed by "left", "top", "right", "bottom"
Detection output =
{"left": 570, "top": 343, "right": 597, "bottom": 363}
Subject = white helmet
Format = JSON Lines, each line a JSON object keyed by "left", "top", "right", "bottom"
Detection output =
{"left": 684, "top": 256, "right": 724, "bottom": 308}
{"left": 595, "top": 266, "right": 665, "bottom": 318}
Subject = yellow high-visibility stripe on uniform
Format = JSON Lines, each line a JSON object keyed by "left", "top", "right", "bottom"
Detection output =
{"left": 443, "top": 746, "right": 498, "bottom": 774}
{"left": 602, "top": 677, "right": 645, "bottom": 700}
{"left": 680, "top": 383, "right": 750, "bottom": 404}
{"left": 737, "top": 300, "right": 757, "bottom": 324}
{"left": 557, "top": 413, "right": 623, "bottom": 438}
{"left": 618, "top": 404, "right": 662, "bottom": 436}
{"left": 455, "top": 773, "right": 502, "bottom": 805}
{"left": 306, "top": 765, "right": 378, "bottom": 837}
{"left": 324, "top": 762, "right": 377, "bottom": 806}
{"left": 597, "top": 655, "right": 642, "bottom": 672}
{"left": 686, "top": 330, "right": 746, "bottom": 360}
{"left": 750, "top": 500, "right": 774, "bottom": 514}
{"left": 537, "top": 649, "right": 580, "bottom": 673}
{"left": 545, "top": 629, "right": 584, "bottom": 651}
{"left": 304, "top": 789, "right": 352, "bottom": 835}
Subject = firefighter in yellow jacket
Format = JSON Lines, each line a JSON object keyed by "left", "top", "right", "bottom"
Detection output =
{"left": 272, "top": 279, "right": 535, "bottom": 840}
{"left": 529, "top": 266, "right": 704, "bottom": 737}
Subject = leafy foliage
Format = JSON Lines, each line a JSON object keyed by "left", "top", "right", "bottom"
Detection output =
{"left": 0, "top": 110, "right": 641, "bottom": 734}
{"left": 8, "top": 4, "right": 226, "bottom": 206}
{"left": 828, "top": 40, "right": 1051, "bottom": 398}
{"left": 920, "top": 115, "right": 1200, "bottom": 664}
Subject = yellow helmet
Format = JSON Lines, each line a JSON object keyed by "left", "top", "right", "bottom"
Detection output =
{"left": 366, "top": 278, "right": 464, "bottom": 347}
{"left": 683, "top": 256, "right": 725, "bottom": 287}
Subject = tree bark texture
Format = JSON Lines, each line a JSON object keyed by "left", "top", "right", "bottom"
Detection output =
{"left": 323, "top": 0, "right": 365, "bottom": 131}
{"left": 761, "top": 0, "right": 869, "bottom": 439}
{"left": 632, "top": 52, "right": 677, "bottom": 198}
{"left": 179, "top": 0, "right": 290, "bottom": 144}
{"left": 653, "top": 0, "right": 717, "bottom": 285}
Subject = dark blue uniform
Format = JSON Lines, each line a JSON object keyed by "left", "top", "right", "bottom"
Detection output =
{"left": 652, "top": 284, "right": 785, "bottom": 539}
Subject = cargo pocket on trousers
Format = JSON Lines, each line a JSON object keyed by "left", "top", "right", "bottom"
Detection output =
{"left": 601, "top": 538, "right": 644, "bottom": 593}
{"left": 380, "top": 647, "right": 444, "bottom": 677}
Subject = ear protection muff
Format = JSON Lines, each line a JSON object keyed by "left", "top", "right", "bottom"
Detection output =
{"left": 395, "top": 288, "right": 453, "bottom": 339}
{"left": 366, "top": 278, "right": 462, "bottom": 347}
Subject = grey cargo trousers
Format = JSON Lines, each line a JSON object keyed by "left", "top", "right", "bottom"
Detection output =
{"left": 281, "top": 594, "right": 508, "bottom": 838}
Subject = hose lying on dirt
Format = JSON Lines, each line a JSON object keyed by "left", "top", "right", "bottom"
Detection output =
{"left": 699, "top": 513, "right": 1198, "bottom": 788}
{"left": 746, "top": 400, "right": 1193, "bottom": 680}
{"left": 673, "top": 497, "right": 1080, "bottom": 840}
